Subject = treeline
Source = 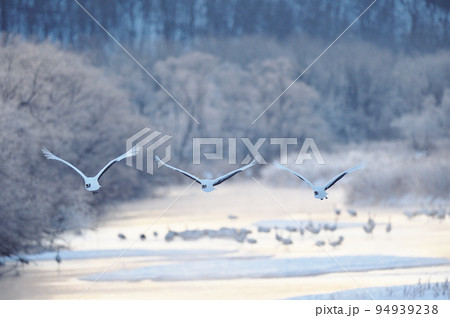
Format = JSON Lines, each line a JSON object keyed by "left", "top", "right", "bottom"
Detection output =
{"left": 0, "top": 0, "right": 449, "bottom": 51}
{"left": 113, "top": 36, "right": 450, "bottom": 162}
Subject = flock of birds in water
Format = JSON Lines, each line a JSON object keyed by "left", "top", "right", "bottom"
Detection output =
{"left": 6, "top": 205, "right": 447, "bottom": 266}
{"left": 106, "top": 205, "right": 448, "bottom": 254}
{"left": 140, "top": 207, "right": 392, "bottom": 247}
{"left": 111, "top": 205, "right": 448, "bottom": 250}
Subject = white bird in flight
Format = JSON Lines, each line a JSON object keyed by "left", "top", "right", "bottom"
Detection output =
{"left": 155, "top": 155, "right": 257, "bottom": 192}
{"left": 273, "top": 161, "right": 365, "bottom": 200}
{"left": 42, "top": 146, "right": 139, "bottom": 193}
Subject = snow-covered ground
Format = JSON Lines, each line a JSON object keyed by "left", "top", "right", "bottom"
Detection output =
{"left": 289, "top": 281, "right": 450, "bottom": 300}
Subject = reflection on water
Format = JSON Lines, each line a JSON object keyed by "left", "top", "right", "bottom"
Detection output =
{"left": 1, "top": 184, "right": 449, "bottom": 299}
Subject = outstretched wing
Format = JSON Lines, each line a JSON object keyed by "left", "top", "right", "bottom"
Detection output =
{"left": 155, "top": 155, "right": 201, "bottom": 184}
{"left": 96, "top": 146, "right": 139, "bottom": 180}
{"left": 273, "top": 161, "right": 315, "bottom": 189}
{"left": 213, "top": 159, "right": 257, "bottom": 186}
{"left": 324, "top": 162, "right": 365, "bottom": 190}
{"left": 42, "top": 148, "right": 87, "bottom": 180}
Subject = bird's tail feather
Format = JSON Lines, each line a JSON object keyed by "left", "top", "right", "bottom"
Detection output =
{"left": 42, "top": 147, "right": 59, "bottom": 160}
{"left": 126, "top": 146, "right": 140, "bottom": 157}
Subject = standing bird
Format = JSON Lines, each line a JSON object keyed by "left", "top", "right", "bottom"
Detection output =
{"left": 305, "top": 222, "right": 321, "bottom": 234}
{"left": 140, "top": 234, "right": 146, "bottom": 241}
{"left": 363, "top": 216, "right": 375, "bottom": 234}
{"left": 282, "top": 237, "right": 293, "bottom": 245}
{"left": 363, "top": 223, "right": 374, "bottom": 234}
{"left": 247, "top": 238, "right": 257, "bottom": 244}
{"left": 386, "top": 218, "right": 392, "bottom": 233}
{"left": 118, "top": 233, "right": 126, "bottom": 240}
{"left": 165, "top": 230, "right": 177, "bottom": 242}
{"left": 275, "top": 231, "right": 284, "bottom": 242}
{"left": 329, "top": 235, "right": 344, "bottom": 247}
{"left": 273, "top": 161, "right": 365, "bottom": 200}
{"left": 18, "top": 256, "right": 29, "bottom": 265}
{"left": 55, "top": 249, "right": 62, "bottom": 264}
{"left": 257, "top": 226, "right": 271, "bottom": 233}
{"left": 315, "top": 240, "right": 326, "bottom": 247}
{"left": 155, "top": 156, "right": 257, "bottom": 192}
{"left": 42, "top": 146, "right": 139, "bottom": 193}
{"left": 153, "top": 231, "right": 158, "bottom": 238}
{"left": 347, "top": 209, "right": 358, "bottom": 217}
{"left": 326, "top": 221, "right": 337, "bottom": 232}
{"left": 285, "top": 226, "right": 298, "bottom": 233}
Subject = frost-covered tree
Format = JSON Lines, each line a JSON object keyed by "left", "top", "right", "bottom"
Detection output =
{"left": 0, "top": 39, "right": 146, "bottom": 258}
{"left": 393, "top": 90, "right": 450, "bottom": 151}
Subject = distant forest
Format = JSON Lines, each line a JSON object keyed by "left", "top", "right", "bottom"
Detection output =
{"left": 1, "top": 0, "right": 449, "bottom": 51}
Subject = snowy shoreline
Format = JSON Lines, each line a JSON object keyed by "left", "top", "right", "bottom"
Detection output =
{"left": 288, "top": 280, "right": 450, "bottom": 300}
